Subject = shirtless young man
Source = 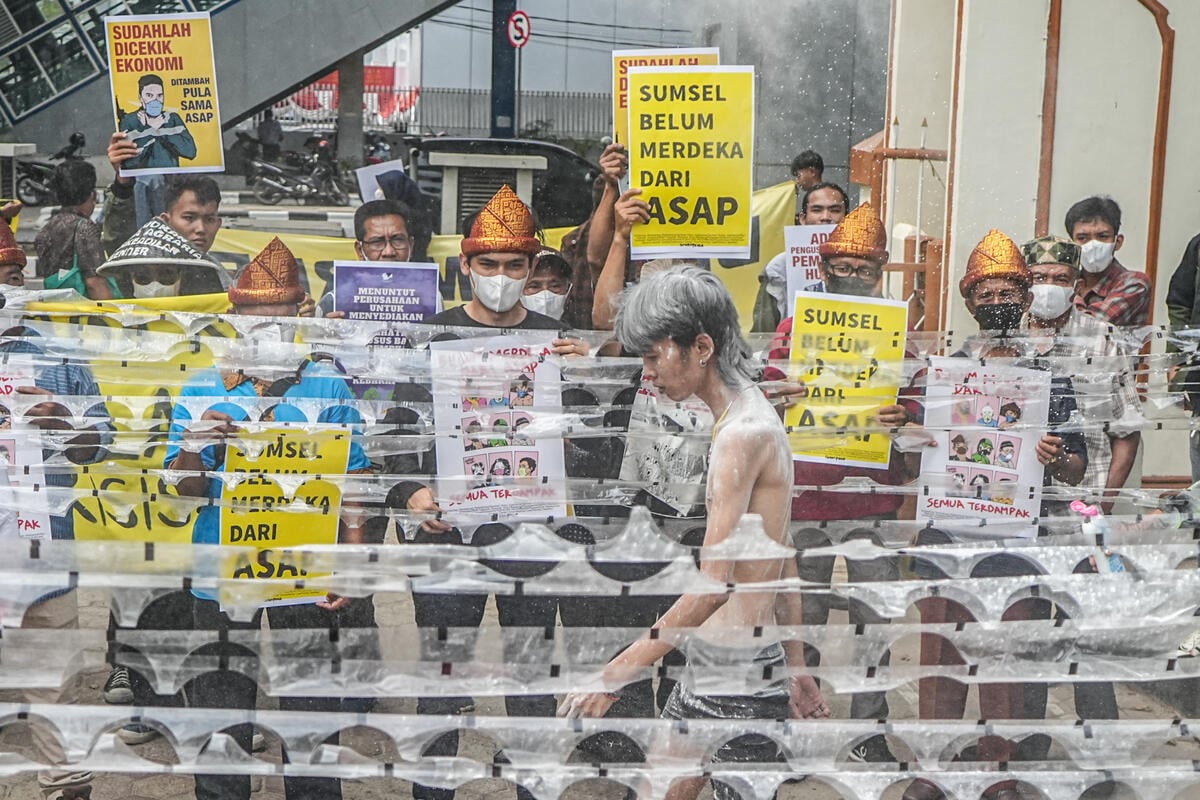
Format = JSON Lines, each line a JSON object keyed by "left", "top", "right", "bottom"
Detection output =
{"left": 558, "top": 266, "right": 827, "bottom": 799}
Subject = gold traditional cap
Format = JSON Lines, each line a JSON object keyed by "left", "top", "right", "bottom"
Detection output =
{"left": 959, "top": 229, "right": 1031, "bottom": 297}
{"left": 0, "top": 219, "right": 24, "bottom": 267}
{"left": 228, "top": 236, "right": 304, "bottom": 306}
{"left": 818, "top": 202, "right": 887, "bottom": 261}
{"left": 461, "top": 185, "right": 542, "bottom": 257}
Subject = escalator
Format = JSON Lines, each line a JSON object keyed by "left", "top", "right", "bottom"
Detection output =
{"left": 3, "top": 0, "right": 458, "bottom": 150}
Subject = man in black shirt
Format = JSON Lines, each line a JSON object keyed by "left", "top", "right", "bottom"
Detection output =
{"left": 426, "top": 185, "right": 585, "bottom": 354}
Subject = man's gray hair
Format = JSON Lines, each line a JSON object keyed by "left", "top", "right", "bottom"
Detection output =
{"left": 615, "top": 265, "right": 758, "bottom": 385}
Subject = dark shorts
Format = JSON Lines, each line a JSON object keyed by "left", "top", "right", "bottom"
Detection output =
{"left": 660, "top": 643, "right": 789, "bottom": 800}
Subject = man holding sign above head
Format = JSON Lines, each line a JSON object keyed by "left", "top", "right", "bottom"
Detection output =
{"left": 764, "top": 203, "right": 916, "bottom": 763}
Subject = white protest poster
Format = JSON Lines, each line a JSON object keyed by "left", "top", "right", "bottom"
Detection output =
{"left": 783, "top": 223, "right": 836, "bottom": 303}
{"left": 0, "top": 362, "right": 52, "bottom": 541}
{"left": 916, "top": 356, "right": 1052, "bottom": 538}
{"left": 618, "top": 378, "right": 712, "bottom": 519}
{"left": 430, "top": 335, "right": 567, "bottom": 521}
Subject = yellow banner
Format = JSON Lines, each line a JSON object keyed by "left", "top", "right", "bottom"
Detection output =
{"left": 220, "top": 429, "right": 350, "bottom": 606}
{"left": 627, "top": 66, "right": 755, "bottom": 260}
{"left": 785, "top": 293, "right": 909, "bottom": 467}
{"left": 612, "top": 48, "right": 720, "bottom": 145}
{"left": 106, "top": 12, "right": 223, "bottom": 176}
{"left": 29, "top": 181, "right": 796, "bottom": 334}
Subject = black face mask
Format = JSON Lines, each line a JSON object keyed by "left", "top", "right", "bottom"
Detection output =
{"left": 824, "top": 275, "right": 877, "bottom": 297}
{"left": 973, "top": 302, "right": 1024, "bottom": 332}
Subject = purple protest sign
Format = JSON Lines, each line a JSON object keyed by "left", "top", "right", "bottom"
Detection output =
{"left": 333, "top": 261, "right": 441, "bottom": 322}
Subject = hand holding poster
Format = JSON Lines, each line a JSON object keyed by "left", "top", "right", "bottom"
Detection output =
{"left": 105, "top": 12, "right": 223, "bottom": 176}
{"left": 784, "top": 224, "right": 836, "bottom": 305}
{"left": 220, "top": 429, "right": 351, "bottom": 607}
{"left": 612, "top": 48, "right": 720, "bottom": 145}
{"left": 785, "top": 293, "right": 908, "bottom": 466}
{"left": 626, "top": 66, "right": 755, "bottom": 260}
{"left": 430, "top": 335, "right": 566, "bottom": 522}
{"left": 333, "top": 261, "right": 441, "bottom": 324}
{"left": 915, "top": 357, "right": 1052, "bottom": 538}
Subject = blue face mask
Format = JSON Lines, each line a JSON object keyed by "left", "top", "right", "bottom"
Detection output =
{"left": 144, "top": 100, "right": 164, "bottom": 117}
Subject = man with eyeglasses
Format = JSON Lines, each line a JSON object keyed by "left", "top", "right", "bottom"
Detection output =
{"left": 752, "top": 182, "right": 850, "bottom": 332}
{"left": 764, "top": 203, "right": 916, "bottom": 765}
{"left": 317, "top": 199, "right": 416, "bottom": 318}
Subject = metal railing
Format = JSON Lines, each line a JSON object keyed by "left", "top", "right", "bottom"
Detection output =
{"left": 266, "top": 85, "right": 613, "bottom": 141}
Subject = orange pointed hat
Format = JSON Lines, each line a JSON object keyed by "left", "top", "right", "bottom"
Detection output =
{"left": 959, "top": 229, "right": 1032, "bottom": 297}
{"left": 228, "top": 236, "right": 305, "bottom": 306}
{"left": 818, "top": 202, "right": 887, "bottom": 261}
{"left": 461, "top": 185, "right": 542, "bottom": 257}
{"left": 0, "top": 220, "right": 25, "bottom": 268}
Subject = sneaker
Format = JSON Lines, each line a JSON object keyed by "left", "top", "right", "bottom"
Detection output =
{"left": 251, "top": 731, "right": 266, "bottom": 752}
{"left": 103, "top": 666, "right": 133, "bottom": 704}
{"left": 848, "top": 733, "right": 898, "bottom": 764}
{"left": 1178, "top": 630, "right": 1200, "bottom": 657}
{"left": 117, "top": 723, "right": 159, "bottom": 745}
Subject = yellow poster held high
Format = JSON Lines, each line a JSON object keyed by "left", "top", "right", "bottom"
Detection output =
{"left": 627, "top": 65, "right": 755, "bottom": 260}
{"left": 612, "top": 48, "right": 719, "bottom": 146}
{"left": 105, "top": 12, "right": 223, "bottom": 176}
{"left": 220, "top": 429, "right": 350, "bottom": 608}
{"left": 785, "top": 293, "right": 908, "bottom": 467}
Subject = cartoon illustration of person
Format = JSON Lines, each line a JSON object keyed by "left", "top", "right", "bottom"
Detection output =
{"left": 488, "top": 457, "right": 511, "bottom": 485}
{"left": 511, "top": 376, "right": 534, "bottom": 407}
{"left": 464, "top": 419, "right": 486, "bottom": 450}
{"left": 118, "top": 74, "right": 197, "bottom": 170}
{"left": 977, "top": 404, "right": 998, "bottom": 427}
{"left": 949, "top": 434, "right": 969, "bottom": 461}
{"left": 949, "top": 470, "right": 967, "bottom": 496}
{"left": 512, "top": 415, "right": 532, "bottom": 445}
{"left": 971, "top": 438, "right": 994, "bottom": 464}
{"left": 517, "top": 456, "right": 538, "bottom": 477}
{"left": 952, "top": 399, "right": 975, "bottom": 426}
{"left": 998, "top": 401, "right": 1022, "bottom": 430}
{"left": 995, "top": 440, "right": 1016, "bottom": 468}
{"left": 488, "top": 418, "right": 509, "bottom": 448}
{"left": 969, "top": 473, "right": 990, "bottom": 488}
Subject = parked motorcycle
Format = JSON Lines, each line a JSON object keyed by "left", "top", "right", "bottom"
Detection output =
{"left": 16, "top": 132, "right": 85, "bottom": 206}
{"left": 364, "top": 132, "right": 393, "bottom": 165}
{"left": 249, "top": 137, "right": 349, "bottom": 206}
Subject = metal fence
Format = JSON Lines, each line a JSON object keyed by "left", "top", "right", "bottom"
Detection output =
{"left": 266, "top": 85, "right": 612, "bottom": 141}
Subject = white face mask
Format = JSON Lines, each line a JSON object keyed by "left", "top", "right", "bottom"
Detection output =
{"left": 1080, "top": 240, "right": 1115, "bottom": 273}
{"left": 470, "top": 271, "right": 526, "bottom": 313}
{"left": 133, "top": 280, "right": 181, "bottom": 298}
{"left": 1029, "top": 283, "right": 1074, "bottom": 321}
{"left": 522, "top": 289, "right": 568, "bottom": 320}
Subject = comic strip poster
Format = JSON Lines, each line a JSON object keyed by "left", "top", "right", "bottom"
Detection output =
{"left": 916, "top": 357, "right": 1052, "bottom": 538}
{"left": 785, "top": 293, "right": 908, "bottom": 467}
{"left": 220, "top": 429, "right": 350, "bottom": 607}
{"left": 0, "top": 363, "right": 52, "bottom": 541}
{"left": 105, "top": 12, "right": 223, "bottom": 176}
{"left": 430, "top": 335, "right": 566, "bottom": 521}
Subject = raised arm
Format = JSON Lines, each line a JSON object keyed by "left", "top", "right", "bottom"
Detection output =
{"left": 585, "top": 144, "right": 628, "bottom": 269}
{"left": 592, "top": 188, "right": 649, "bottom": 330}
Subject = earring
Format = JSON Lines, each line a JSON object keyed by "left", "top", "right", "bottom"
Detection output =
{"left": 700, "top": 359, "right": 708, "bottom": 366}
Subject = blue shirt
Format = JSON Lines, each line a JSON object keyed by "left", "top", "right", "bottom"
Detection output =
{"left": 165, "top": 362, "right": 370, "bottom": 600}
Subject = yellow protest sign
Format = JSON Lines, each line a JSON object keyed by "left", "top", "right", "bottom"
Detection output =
{"left": 105, "top": 12, "right": 223, "bottom": 176}
{"left": 785, "top": 293, "right": 908, "bottom": 467}
{"left": 612, "top": 48, "right": 720, "bottom": 145}
{"left": 220, "top": 429, "right": 350, "bottom": 606}
{"left": 627, "top": 65, "right": 755, "bottom": 260}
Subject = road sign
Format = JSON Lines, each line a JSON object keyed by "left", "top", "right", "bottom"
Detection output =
{"left": 507, "top": 10, "right": 531, "bottom": 49}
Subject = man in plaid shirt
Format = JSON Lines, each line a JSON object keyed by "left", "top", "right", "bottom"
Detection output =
{"left": 1066, "top": 196, "right": 1152, "bottom": 327}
